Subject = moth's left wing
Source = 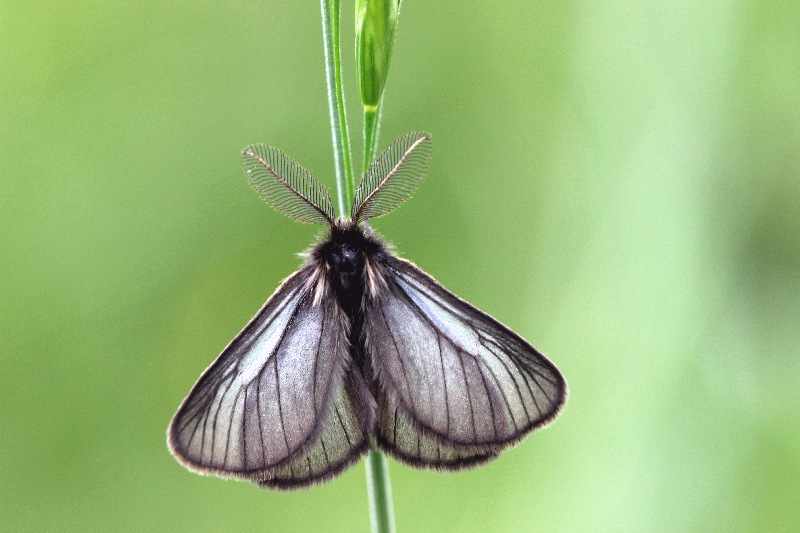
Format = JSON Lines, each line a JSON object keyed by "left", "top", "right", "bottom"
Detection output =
{"left": 365, "top": 256, "right": 567, "bottom": 466}
{"left": 168, "top": 266, "right": 352, "bottom": 483}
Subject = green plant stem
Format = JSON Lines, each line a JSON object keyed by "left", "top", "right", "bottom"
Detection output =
{"left": 321, "top": 0, "right": 354, "bottom": 216}
{"left": 359, "top": 13, "right": 395, "bottom": 533}
{"left": 362, "top": 0, "right": 401, "bottom": 173}
{"left": 358, "top": 4, "right": 396, "bottom": 533}
{"left": 362, "top": 103, "right": 382, "bottom": 172}
{"left": 322, "top": 3, "right": 395, "bottom": 532}
{"left": 366, "top": 442, "right": 395, "bottom": 533}
{"left": 361, "top": 71, "right": 395, "bottom": 533}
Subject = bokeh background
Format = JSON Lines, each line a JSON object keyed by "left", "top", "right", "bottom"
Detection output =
{"left": 2, "top": 1, "right": 798, "bottom": 531}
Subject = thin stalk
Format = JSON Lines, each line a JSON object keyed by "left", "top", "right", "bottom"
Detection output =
{"left": 322, "top": 2, "right": 396, "bottom": 532}
{"left": 362, "top": 101, "right": 383, "bottom": 173}
{"left": 359, "top": 2, "right": 397, "bottom": 531}
{"left": 360, "top": 44, "right": 394, "bottom": 533}
{"left": 366, "top": 442, "right": 395, "bottom": 533}
{"left": 361, "top": 0, "right": 402, "bottom": 173}
{"left": 321, "top": 0, "right": 355, "bottom": 216}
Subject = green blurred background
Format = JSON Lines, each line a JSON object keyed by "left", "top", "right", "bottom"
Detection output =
{"left": 2, "top": 1, "right": 798, "bottom": 531}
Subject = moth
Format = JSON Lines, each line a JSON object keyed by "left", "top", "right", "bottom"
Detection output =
{"left": 168, "top": 132, "right": 567, "bottom": 489}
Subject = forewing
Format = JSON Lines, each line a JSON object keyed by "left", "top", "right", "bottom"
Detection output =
{"left": 351, "top": 132, "right": 432, "bottom": 223}
{"left": 168, "top": 265, "right": 349, "bottom": 480}
{"left": 243, "top": 144, "right": 336, "bottom": 226}
{"left": 365, "top": 256, "right": 567, "bottom": 453}
{"left": 259, "top": 365, "right": 376, "bottom": 489}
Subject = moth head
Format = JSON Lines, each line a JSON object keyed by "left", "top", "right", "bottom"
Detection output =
{"left": 326, "top": 219, "right": 385, "bottom": 260}
{"left": 329, "top": 223, "right": 363, "bottom": 274}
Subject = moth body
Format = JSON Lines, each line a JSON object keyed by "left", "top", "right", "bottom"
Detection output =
{"left": 313, "top": 220, "right": 383, "bottom": 316}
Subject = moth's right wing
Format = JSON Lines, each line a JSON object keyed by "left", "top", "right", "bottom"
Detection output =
{"left": 168, "top": 265, "right": 365, "bottom": 486}
{"left": 365, "top": 256, "right": 567, "bottom": 469}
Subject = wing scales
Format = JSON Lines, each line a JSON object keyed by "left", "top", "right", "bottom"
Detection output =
{"left": 168, "top": 266, "right": 349, "bottom": 479}
{"left": 366, "top": 256, "right": 567, "bottom": 453}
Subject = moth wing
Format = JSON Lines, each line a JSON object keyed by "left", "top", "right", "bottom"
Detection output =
{"left": 168, "top": 265, "right": 350, "bottom": 481}
{"left": 365, "top": 256, "right": 567, "bottom": 455}
{"left": 259, "top": 365, "right": 376, "bottom": 489}
{"left": 375, "top": 390, "right": 498, "bottom": 470}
